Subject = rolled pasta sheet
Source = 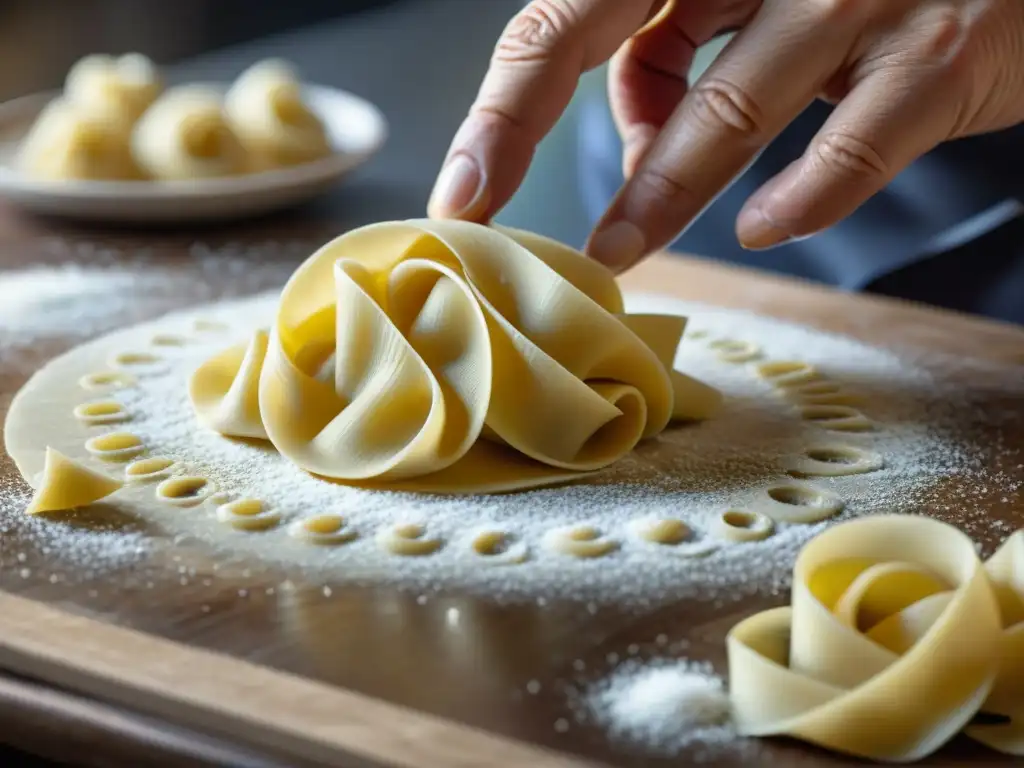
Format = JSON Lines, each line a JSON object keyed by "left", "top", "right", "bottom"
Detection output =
{"left": 132, "top": 86, "right": 248, "bottom": 180}
{"left": 727, "top": 515, "right": 1008, "bottom": 761}
{"left": 224, "top": 59, "right": 331, "bottom": 168}
{"left": 187, "top": 220, "right": 718, "bottom": 493}
{"left": 65, "top": 53, "right": 162, "bottom": 125}
{"left": 16, "top": 98, "right": 143, "bottom": 181}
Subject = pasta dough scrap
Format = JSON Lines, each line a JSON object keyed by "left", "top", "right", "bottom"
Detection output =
{"left": 727, "top": 515, "right": 1024, "bottom": 761}
{"left": 16, "top": 98, "right": 143, "bottom": 181}
{"left": 25, "top": 447, "right": 123, "bottom": 515}
{"left": 132, "top": 86, "right": 248, "bottom": 180}
{"left": 188, "top": 220, "right": 719, "bottom": 493}
{"left": 224, "top": 59, "right": 331, "bottom": 169}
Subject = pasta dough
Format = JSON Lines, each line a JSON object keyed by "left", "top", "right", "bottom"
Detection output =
{"left": 131, "top": 86, "right": 248, "bottom": 180}
{"left": 225, "top": 59, "right": 331, "bottom": 168}
{"left": 26, "top": 447, "right": 123, "bottom": 515}
{"left": 189, "top": 220, "right": 721, "bottom": 493}
{"left": 16, "top": 98, "right": 143, "bottom": 181}
{"left": 727, "top": 515, "right": 1024, "bottom": 761}
{"left": 64, "top": 53, "right": 162, "bottom": 125}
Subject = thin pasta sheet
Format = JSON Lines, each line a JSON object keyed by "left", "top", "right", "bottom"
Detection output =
{"left": 727, "top": 515, "right": 1024, "bottom": 761}
{"left": 189, "top": 219, "right": 719, "bottom": 493}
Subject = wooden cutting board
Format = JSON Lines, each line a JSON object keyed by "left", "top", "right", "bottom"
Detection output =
{"left": 0, "top": 216, "right": 1022, "bottom": 768}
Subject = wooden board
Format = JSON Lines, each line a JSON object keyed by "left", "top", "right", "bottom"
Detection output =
{"left": 0, "top": 215, "right": 1022, "bottom": 767}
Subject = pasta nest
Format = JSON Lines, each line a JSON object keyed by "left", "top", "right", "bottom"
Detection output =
{"left": 189, "top": 219, "right": 720, "bottom": 493}
{"left": 728, "top": 514, "right": 1024, "bottom": 761}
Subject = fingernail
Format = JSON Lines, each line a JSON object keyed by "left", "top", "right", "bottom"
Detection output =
{"left": 428, "top": 153, "right": 486, "bottom": 219}
{"left": 587, "top": 220, "right": 646, "bottom": 271}
{"left": 737, "top": 207, "right": 792, "bottom": 250}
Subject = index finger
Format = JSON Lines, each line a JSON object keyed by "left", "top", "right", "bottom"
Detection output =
{"left": 427, "top": 0, "right": 658, "bottom": 222}
{"left": 587, "top": 0, "right": 886, "bottom": 271}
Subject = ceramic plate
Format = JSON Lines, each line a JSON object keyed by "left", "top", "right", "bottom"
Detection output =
{"left": 0, "top": 84, "right": 388, "bottom": 224}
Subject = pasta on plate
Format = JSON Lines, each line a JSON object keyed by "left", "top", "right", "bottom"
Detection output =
{"left": 189, "top": 219, "right": 721, "bottom": 493}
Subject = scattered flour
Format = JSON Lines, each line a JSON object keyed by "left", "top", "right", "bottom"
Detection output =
{"left": 0, "top": 243, "right": 1021, "bottom": 608}
{"left": 0, "top": 238, "right": 304, "bottom": 582}
{"left": 576, "top": 657, "right": 744, "bottom": 759}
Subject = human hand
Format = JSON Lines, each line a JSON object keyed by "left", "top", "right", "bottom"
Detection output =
{"left": 428, "top": 0, "right": 1024, "bottom": 272}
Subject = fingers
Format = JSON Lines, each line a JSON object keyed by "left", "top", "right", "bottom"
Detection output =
{"left": 587, "top": 0, "right": 878, "bottom": 272}
{"left": 428, "top": 0, "right": 655, "bottom": 223}
{"left": 609, "top": 0, "right": 758, "bottom": 178}
{"left": 736, "top": 6, "right": 969, "bottom": 249}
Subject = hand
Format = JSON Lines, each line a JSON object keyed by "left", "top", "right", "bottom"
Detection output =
{"left": 428, "top": 0, "right": 1024, "bottom": 273}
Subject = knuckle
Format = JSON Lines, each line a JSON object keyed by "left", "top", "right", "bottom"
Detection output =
{"left": 915, "top": 7, "right": 967, "bottom": 62}
{"left": 688, "top": 79, "right": 764, "bottom": 138}
{"left": 631, "top": 166, "right": 695, "bottom": 206}
{"left": 495, "top": 0, "right": 577, "bottom": 64}
{"left": 811, "top": 132, "right": 889, "bottom": 180}
{"left": 807, "top": 0, "right": 869, "bottom": 24}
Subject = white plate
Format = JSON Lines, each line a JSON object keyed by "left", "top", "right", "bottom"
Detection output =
{"left": 0, "top": 84, "right": 388, "bottom": 224}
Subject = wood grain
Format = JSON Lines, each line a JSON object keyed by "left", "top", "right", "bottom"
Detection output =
{"left": 0, "top": 217, "right": 1021, "bottom": 768}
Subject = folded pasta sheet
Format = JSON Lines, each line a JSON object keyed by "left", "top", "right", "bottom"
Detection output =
{"left": 728, "top": 514, "right": 1024, "bottom": 761}
{"left": 189, "top": 219, "right": 720, "bottom": 493}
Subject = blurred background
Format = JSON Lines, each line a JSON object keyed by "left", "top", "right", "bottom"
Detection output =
{"left": 0, "top": 0, "right": 404, "bottom": 99}
{"left": 0, "top": 0, "right": 725, "bottom": 248}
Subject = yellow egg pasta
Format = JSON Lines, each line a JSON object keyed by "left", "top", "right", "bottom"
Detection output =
{"left": 188, "top": 220, "right": 719, "bottom": 493}
{"left": 727, "top": 515, "right": 1024, "bottom": 761}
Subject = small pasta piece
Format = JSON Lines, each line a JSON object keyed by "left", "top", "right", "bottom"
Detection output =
{"left": 630, "top": 517, "right": 690, "bottom": 545}
{"left": 712, "top": 510, "right": 775, "bottom": 543}
{"left": 193, "top": 319, "right": 229, "bottom": 333}
{"left": 79, "top": 371, "right": 136, "bottom": 392}
{"left": 545, "top": 525, "right": 618, "bottom": 559}
{"left": 788, "top": 445, "right": 883, "bottom": 478}
{"left": 687, "top": 329, "right": 709, "bottom": 341}
{"left": 629, "top": 518, "right": 719, "bottom": 558}
{"left": 288, "top": 514, "right": 357, "bottom": 545}
{"left": 108, "top": 351, "right": 163, "bottom": 374}
{"left": 64, "top": 53, "right": 161, "bottom": 124}
{"left": 755, "top": 482, "right": 845, "bottom": 524}
{"left": 784, "top": 379, "right": 862, "bottom": 406}
{"left": 468, "top": 529, "right": 529, "bottom": 565}
{"left": 215, "top": 498, "right": 280, "bottom": 531}
{"left": 154, "top": 475, "right": 214, "bottom": 507}
{"left": 15, "top": 98, "right": 143, "bottom": 181}
{"left": 754, "top": 360, "right": 819, "bottom": 388}
{"left": 73, "top": 400, "right": 130, "bottom": 426}
{"left": 150, "top": 333, "right": 188, "bottom": 347}
{"left": 132, "top": 86, "right": 248, "bottom": 180}
{"left": 26, "top": 447, "right": 123, "bottom": 515}
{"left": 85, "top": 431, "right": 145, "bottom": 462}
{"left": 378, "top": 523, "right": 442, "bottom": 556}
{"left": 124, "top": 456, "right": 178, "bottom": 483}
{"left": 709, "top": 339, "right": 761, "bottom": 363}
{"left": 799, "top": 405, "right": 874, "bottom": 432}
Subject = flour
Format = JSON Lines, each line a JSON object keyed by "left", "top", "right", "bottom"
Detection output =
{"left": 572, "top": 657, "right": 751, "bottom": 761}
{"left": 0, "top": 238, "right": 303, "bottom": 582}
{"left": 0, "top": 250, "right": 1022, "bottom": 607}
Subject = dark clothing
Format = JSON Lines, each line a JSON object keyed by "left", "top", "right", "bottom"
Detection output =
{"left": 578, "top": 97, "right": 1024, "bottom": 325}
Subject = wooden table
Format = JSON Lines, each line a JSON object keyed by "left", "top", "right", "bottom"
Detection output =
{"left": 0, "top": 203, "right": 1022, "bottom": 768}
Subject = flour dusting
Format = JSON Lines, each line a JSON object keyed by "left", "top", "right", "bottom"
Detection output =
{"left": 0, "top": 246, "right": 1021, "bottom": 608}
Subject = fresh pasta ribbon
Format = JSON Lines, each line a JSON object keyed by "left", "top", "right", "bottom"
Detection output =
{"left": 190, "top": 219, "right": 719, "bottom": 493}
{"left": 727, "top": 515, "right": 1024, "bottom": 762}
{"left": 967, "top": 529, "right": 1024, "bottom": 754}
